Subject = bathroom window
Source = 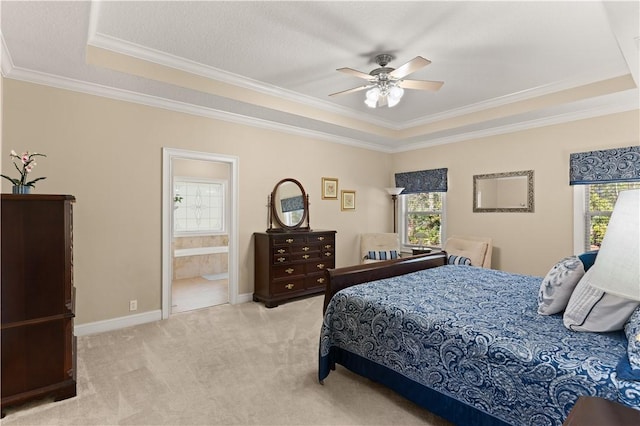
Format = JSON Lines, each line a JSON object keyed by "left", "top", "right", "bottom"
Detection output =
{"left": 173, "top": 177, "right": 226, "bottom": 235}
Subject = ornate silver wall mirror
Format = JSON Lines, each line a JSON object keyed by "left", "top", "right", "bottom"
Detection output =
{"left": 268, "top": 178, "right": 310, "bottom": 231}
{"left": 473, "top": 170, "right": 534, "bottom": 213}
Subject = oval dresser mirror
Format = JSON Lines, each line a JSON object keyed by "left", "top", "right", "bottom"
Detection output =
{"left": 268, "top": 178, "right": 310, "bottom": 231}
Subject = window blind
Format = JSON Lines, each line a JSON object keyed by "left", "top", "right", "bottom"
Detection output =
{"left": 395, "top": 168, "right": 448, "bottom": 194}
{"left": 569, "top": 146, "right": 640, "bottom": 185}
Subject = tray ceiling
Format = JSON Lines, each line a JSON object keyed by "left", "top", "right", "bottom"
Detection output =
{"left": 1, "top": 1, "right": 638, "bottom": 152}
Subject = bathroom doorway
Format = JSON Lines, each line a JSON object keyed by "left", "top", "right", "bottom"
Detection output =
{"left": 162, "top": 148, "right": 239, "bottom": 319}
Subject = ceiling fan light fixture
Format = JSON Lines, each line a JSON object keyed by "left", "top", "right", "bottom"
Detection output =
{"left": 387, "top": 86, "right": 404, "bottom": 107}
{"left": 366, "top": 87, "right": 380, "bottom": 101}
{"left": 365, "top": 87, "right": 381, "bottom": 108}
{"left": 364, "top": 97, "right": 378, "bottom": 108}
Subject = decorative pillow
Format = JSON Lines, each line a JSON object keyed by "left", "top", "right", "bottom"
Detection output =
{"left": 625, "top": 306, "right": 640, "bottom": 370}
{"left": 448, "top": 255, "right": 472, "bottom": 266}
{"left": 537, "top": 256, "right": 585, "bottom": 315}
{"left": 563, "top": 268, "right": 640, "bottom": 332}
{"left": 444, "top": 238, "right": 487, "bottom": 267}
{"left": 577, "top": 250, "right": 599, "bottom": 272}
{"left": 366, "top": 250, "right": 399, "bottom": 261}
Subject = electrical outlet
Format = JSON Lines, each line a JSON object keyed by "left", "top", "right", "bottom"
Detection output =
{"left": 129, "top": 299, "right": 137, "bottom": 311}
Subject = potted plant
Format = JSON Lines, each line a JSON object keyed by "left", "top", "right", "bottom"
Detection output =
{"left": 1, "top": 150, "right": 47, "bottom": 194}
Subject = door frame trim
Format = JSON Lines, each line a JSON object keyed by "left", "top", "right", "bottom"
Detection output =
{"left": 161, "top": 147, "right": 239, "bottom": 319}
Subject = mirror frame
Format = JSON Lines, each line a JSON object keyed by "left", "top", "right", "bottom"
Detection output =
{"left": 268, "top": 178, "right": 310, "bottom": 232}
{"left": 473, "top": 170, "right": 534, "bottom": 213}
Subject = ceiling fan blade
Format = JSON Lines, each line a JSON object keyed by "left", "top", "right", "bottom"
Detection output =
{"left": 337, "top": 67, "right": 374, "bottom": 80}
{"left": 389, "top": 56, "right": 431, "bottom": 79}
{"left": 399, "top": 79, "right": 444, "bottom": 91}
{"left": 329, "top": 85, "right": 372, "bottom": 97}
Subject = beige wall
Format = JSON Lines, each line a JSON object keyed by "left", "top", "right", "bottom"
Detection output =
{"left": 3, "top": 79, "right": 638, "bottom": 325}
{"left": 391, "top": 110, "right": 640, "bottom": 275}
{"left": 2, "top": 79, "right": 392, "bottom": 324}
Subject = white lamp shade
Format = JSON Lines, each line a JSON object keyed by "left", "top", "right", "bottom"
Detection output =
{"left": 589, "top": 189, "right": 640, "bottom": 300}
{"left": 385, "top": 187, "right": 405, "bottom": 196}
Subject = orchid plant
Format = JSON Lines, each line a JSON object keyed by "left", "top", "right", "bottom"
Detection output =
{"left": 1, "top": 150, "right": 47, "bottom": 187}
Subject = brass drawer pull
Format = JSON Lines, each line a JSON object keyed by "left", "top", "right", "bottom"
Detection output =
{"left": 302, "top": 246, "right": 310, "bottom": 251}
{"left": 317, "top": 278, "right": 325, "bottom": 284}
{"left": 286, "top": 238, "right": 294, "bottom": 244}
{"left": 285, "top": 268, "right": 294, "bottom": 274}
{"left": 277, "top": 249, "right": 286, "bottom": 254}
{"left": 285, "top": 283, "right": 295, "bottom": 290}
{"left": 317, "top": 236, "right": 325, "bottom": 241}
{"left": 277, "top": 257, "right": 286, "bottom": 263}
{"left": 303, "top": 254, "right": 310, "bottom": 259}
{"left": 324, "top": 244, "right": 332, "bottom": 249}
{"left": 317, "top": 263, "right": 325, "bottom": 269}
{"left": 325, "top": 252, "right": 333, "bottom": 257}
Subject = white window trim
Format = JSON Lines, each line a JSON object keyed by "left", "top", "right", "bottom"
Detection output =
{"left": 572, "top": 185, "right": 586, "bottom": 255}
{"left": 398, "top": 192, "right": 447, "bottom": 250}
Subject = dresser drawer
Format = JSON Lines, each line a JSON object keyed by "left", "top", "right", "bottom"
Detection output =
{"left": 273, "top": 254, "right": 291, "bottom": 264}
{"left": 272, "top": 235, "right": 305, "bottom": 245}
{"left": 306, "top": 273, "right": 327, "bottom": 290}
{"left": 321, "top": 249, "right": 335, "bottom": 259}
{"left": 305, "top": 260, "right": 332, "bottom": 274}
{"left": 308, "top": 233, "right": 334, "bottom": 244}
{"left": 273, "top": 264, "right": 305, "bottom": 279}
{"left": 291, "top": 251, "right": 321, "bottom": 262}
{"left": 271, "top": 277, "right": 305, "bottom": 295}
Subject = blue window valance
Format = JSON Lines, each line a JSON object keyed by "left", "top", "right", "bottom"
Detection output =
{"left": 569, "top": 146, "right": 640, "bottom": 185}
{"left": 395, "top": 168, "right": 448, "bottom": 194}
{"left": 280, "top": 196, "right": 304, "bottom": 212}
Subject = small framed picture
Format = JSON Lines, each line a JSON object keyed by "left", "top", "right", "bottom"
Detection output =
{"left": 322, "top": 177, "right": 339, "bottom": 200}
{"left": 341, "top": 190, "right": 356, "bottom": 211}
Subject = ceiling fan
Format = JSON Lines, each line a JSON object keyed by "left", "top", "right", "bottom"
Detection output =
{"left": 330, "top": 54, "right": 444, "bottom": 108}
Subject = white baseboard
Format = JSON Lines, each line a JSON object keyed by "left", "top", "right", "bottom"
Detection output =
{"left": 75, "top": 295, "right": 255, "bottom": 336}
{"left": 74, "top": 310, "right": 162, "bottom": 336}
{"left": 236, "top": 292, "right": 253, "bottom": 304}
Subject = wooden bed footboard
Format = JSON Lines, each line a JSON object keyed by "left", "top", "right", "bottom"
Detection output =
{"left": 322, "top": 252, "right": 447, "bottom": 313}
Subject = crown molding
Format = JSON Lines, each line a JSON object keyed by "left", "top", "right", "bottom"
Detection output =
{"left": 4, "top": 64, "right": 392, "bottom": 153}
{"left": 0, "top": 32, "right": 14, "bottom": 78}
{"left": 3, "top": 29, "right": 636, "bottom": 155}
{"left": 87, "top": 32, "right": 398, "bottom": 130}
{"left": 394, "top": 89, "right": 639, "bottom": 153}
{"left": 401, "top": 68, "right": 632, "bottom": 129}
{"left": 87, "top": 31, "right": 633, "bottom": 134}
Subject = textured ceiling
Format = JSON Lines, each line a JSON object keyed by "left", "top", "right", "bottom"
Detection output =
{"left": 1, "top": 1, "right": 638, "bottom": 152}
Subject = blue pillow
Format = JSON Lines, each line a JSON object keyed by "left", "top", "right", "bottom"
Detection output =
{"left": 578, "top": 250, "right": 598, "bottom": 272}
{"left": 367, "top": 250, "right": 399, "bottom": 260}
{"left": 448, "top": 255, "right": 472, "bottom": 266}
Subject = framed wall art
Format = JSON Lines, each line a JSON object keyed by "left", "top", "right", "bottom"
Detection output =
{"left": 322, "top": 177, "right": 338, "bottom": 200}
{"left": 341, "top": 190, "right": 356, "bottom": 211}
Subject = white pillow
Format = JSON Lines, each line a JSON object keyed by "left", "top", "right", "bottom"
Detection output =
{"left": 563, "top": 268, "right": 640, "bottom": 332}
{"left": 537, "top": 256, "right": 585, "bottom": 315}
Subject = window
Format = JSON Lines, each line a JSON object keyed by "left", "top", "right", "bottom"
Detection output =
{"left": 582, "top": 182, "right": 640, "bottom": 251}
{"left": 399, "top": 192, "right": 445, "bottom": 247}
{"left": 173, "top": 177, "right": 226, "bottom": 235}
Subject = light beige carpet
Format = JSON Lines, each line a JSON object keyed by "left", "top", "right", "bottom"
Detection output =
{"left": 2, "top": 295, "right": 452, "bottom": 425}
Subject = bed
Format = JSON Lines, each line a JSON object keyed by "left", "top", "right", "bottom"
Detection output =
{"left": 318, "top": 254, "right": 640, "bottom": 426}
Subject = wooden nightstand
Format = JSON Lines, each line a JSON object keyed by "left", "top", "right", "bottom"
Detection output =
{"left": 563, "top": 396, "right": 640, "bottom": 425}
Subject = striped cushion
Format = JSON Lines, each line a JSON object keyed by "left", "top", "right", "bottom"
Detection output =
{"left": 448, "top": 255, "right": 472, "bottom": 266}
{"left": 366, "top": 250, "right": 399, "bottom": 261}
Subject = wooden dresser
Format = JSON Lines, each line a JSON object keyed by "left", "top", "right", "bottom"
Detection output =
{"left": 254, "top": 230, "right": 336, "bottom": 307}
{"left": 1, "top": 194, "right": 77, "bottom": 416}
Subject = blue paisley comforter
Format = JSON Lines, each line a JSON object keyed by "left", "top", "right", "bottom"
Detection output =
{"left": 319, "top": 265, "right": 637, "bottom": 426}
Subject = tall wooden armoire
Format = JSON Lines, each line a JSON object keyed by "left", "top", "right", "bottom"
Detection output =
{"left": 1, "top": 194, "right": 77, "bottom": 416}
